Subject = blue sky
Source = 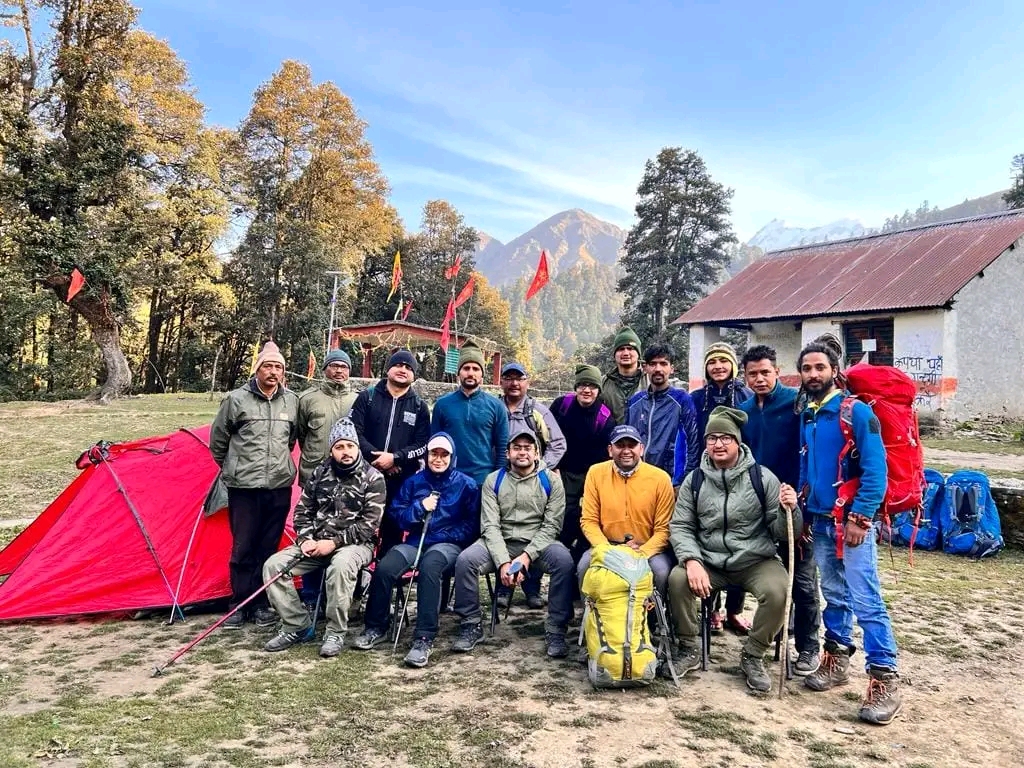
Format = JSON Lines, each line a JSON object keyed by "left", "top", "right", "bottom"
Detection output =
{"left": 136, "top": 0, "right": 1024, "bottom": 242}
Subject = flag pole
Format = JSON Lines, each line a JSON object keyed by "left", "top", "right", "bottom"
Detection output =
{"left": 325, "top": 270, "right": 343, "bottom": 359}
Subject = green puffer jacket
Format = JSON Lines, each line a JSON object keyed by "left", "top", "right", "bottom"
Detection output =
{"left": 296, "top": 380, "right": 358, "bottom": 485}
{"left": 210, "top": 379, "right": 299, "bottom": 490}
{"left": 670, "top": 445, "right": 798, "bottom": 572}
{"left": 480, "top": 463, "right": 565, "bottom": 568}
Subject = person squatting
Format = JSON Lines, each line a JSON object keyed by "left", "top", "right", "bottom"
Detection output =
{"left": 216, "top": 333, "right": 903, "bottom": 727}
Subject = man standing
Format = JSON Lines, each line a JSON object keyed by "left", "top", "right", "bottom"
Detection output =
{"left": 740, "top": 344, "right": 821, "bottom": 676}
{"left": 690, "top": 341, "right": 755, "bottom": 633}
{"left": 262, "top": 419, "right": 386, "bottom": 657}
{"left": 497, "top": 360, "right": 567, "bottom": 609}
{"left": 549, "top": 364, "right": 616, "bottom": 571}
{"left": 432, "top": 341, "right": 508, "bottom": 486}
{"left": 350, "top": 349, "right": 431, "bottom": 553}
{"left": 210, "top": 341, "right": 299, "bottom": 629}
{"left": 626, "top": 344, "right": 700, "bottom": 487}
{"left": 797, "top": 341, "right": 902, "bottom": 725}
{"left": 450, "top": 431, "right": 574, "bottom": 659}
{"left": 667, "top": 406, "right": 800, "bottom": 690}
{"left": 296, "top": 349, "right": 359, "bottom": 486}
{"left": 578, "top": 425, "right": 675, "bottom": 597}
{"left": 601, "top": 327, "right": 647, "bottom": 425}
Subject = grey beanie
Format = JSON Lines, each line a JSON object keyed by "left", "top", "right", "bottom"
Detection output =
{"left": 329, "top": 417, "right": 359, "bottom": 448}
{"left": 323, "top": 349, "right": 352, "bottom": 370}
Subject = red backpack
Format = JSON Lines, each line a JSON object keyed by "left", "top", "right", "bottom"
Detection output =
{"left": 832, "top": 363, "right": 924, "bottom": 557}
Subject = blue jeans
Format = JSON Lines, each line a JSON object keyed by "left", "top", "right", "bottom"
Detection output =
{"left": 811, "top": 516, "right": 898, "bottom": 671}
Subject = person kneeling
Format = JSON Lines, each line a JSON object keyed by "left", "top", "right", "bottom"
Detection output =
{"left": 451, "top": 430, "right": 574, "bottom": 658}
{"left": 352, "top": 433, "right": 479, "bottom": 667}
{"left": 262, "top": 418, "right": 386, "bottom": 657}
{"left": 667, "top": 407, "right": 799, "bottom": 691}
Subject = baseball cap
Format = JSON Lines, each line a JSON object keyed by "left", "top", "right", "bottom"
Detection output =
{"left": 609, "top": 425, "right": 642, "bottom": 444}
{"left": 501, "top": 361, "right": 527, "bottom": 377}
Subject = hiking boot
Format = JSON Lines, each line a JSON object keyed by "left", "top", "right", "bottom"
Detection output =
{"left": 525, "top": 593, "right": 547, "bottom": 610}
{"left": 319, "top": 632, "right": 345, "bottom": 658}
{"left": 794, "top": 650, "right": 821, "bottom": 676}
{"left": 545, "top": 632, "right": 569, "bottom": 658}
{"left": 741, "top": 652, "right": 771, "bottom": 692}
{"left": 496, "top": 592, "right": 511, "bottom": 610}
{"left": 859, "top": 667, "right": 903, "bottom": 725}
{"left": 351, "top": 627, "right": 388, "bottom": 651}
{"left": 804, "top": 642, "right": 852, "bottom": 691}
{"left": 726, "top": 613, "right": 751, "bottom": 635}
{"left": 253, "top": 606, "right": 278, "bottom": 628}
{"left": 709, "top": 611, "right": 724, "bottom": 633}
{"left": 404, "top": 637, "right": 433, "bottom": 668}
{"left": 222, "top": 611, "right": 247, "bottom": 630}
{"left": 451, "top": 623, "right": 484, "bottom": 653}
{"left": 659, "top": 644, "right": 700, "bottom": 679}
{"left": 264, "top": 625, "right": 314, "bottom": 652}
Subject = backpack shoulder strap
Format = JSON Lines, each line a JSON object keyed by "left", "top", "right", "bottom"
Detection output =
{"left": 595, "top": 404, "right": 612, "bottom": 431}
{"left": 747, "top": 463, "right": 767, "bottom": 522}
{"left": 538, "top": 469, "right": 552, "bottom": 497}
{"left": 553, "top": 393, "right": 572, "bottom": 419}
{"left": 690, "top": 467, "right": 705, "bottom": 506}
{"left": 494, "top": 468, "right": 507, "bottom": 496}
{"left": 836, "top": 396, "right": 857, "bottom": 481}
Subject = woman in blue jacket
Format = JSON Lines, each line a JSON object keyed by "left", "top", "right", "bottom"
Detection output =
{"left": 352, "top": 433, "right": 479, "bottom": 668}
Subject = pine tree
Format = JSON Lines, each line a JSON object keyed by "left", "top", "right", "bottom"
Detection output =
{"left": 1005, "top": 155, "right": 1024, "bottom": 210}
{"left": 618, "top": 147, "right": 735, "bottom": 350}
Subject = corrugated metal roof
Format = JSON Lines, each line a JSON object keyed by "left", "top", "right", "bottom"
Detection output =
{"left": 677, "top": 210, "right": 1024, "bottom": 325}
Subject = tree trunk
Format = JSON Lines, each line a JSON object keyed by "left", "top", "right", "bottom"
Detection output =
{"left": 145, "top": 286, "right": 164, "bottom": 392}
{"left": 90, "top": 320, "right": 132, "bottom": 403}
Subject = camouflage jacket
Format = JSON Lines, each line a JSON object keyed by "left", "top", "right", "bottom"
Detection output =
{"left": 293, "top": 457, "right": 386, "bottom": 548}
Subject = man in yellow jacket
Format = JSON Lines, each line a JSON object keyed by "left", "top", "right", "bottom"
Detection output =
{"left": 578, "top": 424, "right": 676, "bottom": 596}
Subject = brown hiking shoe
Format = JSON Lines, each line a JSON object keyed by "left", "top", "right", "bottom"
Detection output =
{"left": 804, "top": 642, "right": 851, "bottom": 692}
{"left": 859, "top": 667, "right": 903, "bottom": 725}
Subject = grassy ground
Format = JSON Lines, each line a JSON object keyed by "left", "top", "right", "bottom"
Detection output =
{"left": 923, "top": 437, "right": 1024, "bottom": 456}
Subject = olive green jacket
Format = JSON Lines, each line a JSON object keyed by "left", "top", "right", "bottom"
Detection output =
{"left": 296, "top": 379, "right": 358, "bottom": 485}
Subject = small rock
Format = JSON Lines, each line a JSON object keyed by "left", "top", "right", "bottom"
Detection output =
{"left": 834, "top": 726, "right": 857, "bottom": 735}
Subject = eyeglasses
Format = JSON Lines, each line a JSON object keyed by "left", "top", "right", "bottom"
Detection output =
{"left": 576, "top": 384, "right": 599, "bottom": 391}
{"left": 705, "top": 434, "right": 736, "bottom": 446}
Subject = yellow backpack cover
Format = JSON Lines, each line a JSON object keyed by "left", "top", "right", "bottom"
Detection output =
{"left": 580, "top": 544, "right": 658, "bottom": 688}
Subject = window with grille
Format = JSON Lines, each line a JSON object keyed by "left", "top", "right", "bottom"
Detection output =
{"left": 843, "top": 319, "right": 894, "bottom": 366}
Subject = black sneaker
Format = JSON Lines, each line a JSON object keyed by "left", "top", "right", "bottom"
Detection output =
{"left": 352, "top": 627, "right": 388, "bottom": 650}
{"left": 222, "top": 611, "right": 247, "bottom": 630}
{"left": 451, "top": 623, "right": 484, "bottom": 653}
{"left": 253, "top": 606, "right": 278, "bottom": 628}
{"left": 404, "top": 637, "right": 433, "bottom": 668}
{"left": 263, "top": 625, "right": 314, "bottom": 652}
{"left": 525, "top": 594, "right": 547, "bottom": 610}
{"left": 794, "top": 650, "right": 821, "bottom": 676}
{"left": 741, "top": 651, "right": 772, "bottom": 693}
{"left": 545, "top": 632, "right": 569, "bottom": 658}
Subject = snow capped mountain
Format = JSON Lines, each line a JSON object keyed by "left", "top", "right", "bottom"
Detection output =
{"left": 746, "top": 218, "right": 868, "bottom": 253}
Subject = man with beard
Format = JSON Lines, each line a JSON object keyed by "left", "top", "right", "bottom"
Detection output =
{"left": 350, "top": 349, "right": 431, "bottom": 553}
{"left": 431, "top": 341, "right": 508, "bottom": 486}
{"left": 626, "top": 344, "right": 700, "bottom": 487}
{"left": 740, "top": 344, "right": 821, "bottom": 676}
{"left": 450, "top": 430, "right": 573, "bottom": 659}
{"left": 210, "top": 341, "right": 298, "bottom": 630}
{"left": 601, "top": 327, "right": 648, "bottom": 424}
{"left": 578, "top": 425, "right": 674, "bottom": 598}
{"left": 797, "top": 342, "right": 902, "bottom": 725}
{"left": 352, "top": 433, "right": 479, "bottom": 667}
{"left": 690, "top": 341, "right": 755, "bottom": 634}
{"left": 497, "top": 361, "right": 567, "bottom": 610}
{"left": 262, "top": 419, "right": 386, "bottom": 657}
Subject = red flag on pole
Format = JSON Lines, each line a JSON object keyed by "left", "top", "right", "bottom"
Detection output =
{"left": 67, "top": 268, "right": 86, "bottom": 302}
{"left": 401, "top": 300, "right": 413, "bottom": 321}
{"left": 452, "top": 275, "right": 475, "bottom": 309}
{"left": 439, "top": 300, "right": 455, "bottom": 352}
{"left": 524, "top": 251, "right": 549, "bottom": 300}
{"left": 306, "top": 350, "right": 316, "bottom": 378}
{"left": 443, "top": 255, "right": 463, "bottom": 280}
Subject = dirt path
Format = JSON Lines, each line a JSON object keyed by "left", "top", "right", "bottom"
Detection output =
{"left": 924, "top": 448, "right": 1024, "bottom": 473}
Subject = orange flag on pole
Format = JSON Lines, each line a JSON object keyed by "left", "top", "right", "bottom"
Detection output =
{"left": 306, "top": 350, "right": 316, "bottom": 378}
{"left": 525, "top": 251, "right": 549, "bottom": 300}
{"left": 444, "top": 255, "right": 463, "bottom": 280}
{"left": 386, "top": 250, "right": 402, "bottom": 302}
{"left": 452, "top": 275, "right": 475, "bottom": 309}
{"left": 439, "top": 300, "right": 455, "bottom": 352}
{"left": 67, "top": 268, "right": 86, "bottom": 302}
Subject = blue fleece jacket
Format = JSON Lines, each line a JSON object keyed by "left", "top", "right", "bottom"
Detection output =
{"left": 626, "top": 386, "right": 699, "bottom": 486}
{"left": 691, "top": 380, "right": 753, "bottom": 439}
{"left": 431, "top": 388, "right": 508, "bottom": 485}
{"left": 389, "top": 433, "right": 480, "bottom": 549}
{"left": 798, "top": 392, "right": 888, "bottom": 519}
{"left": 740, "top": 381, "right": 801, "bottom": 488}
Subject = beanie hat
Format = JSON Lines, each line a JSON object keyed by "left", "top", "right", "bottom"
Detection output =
{"left": 704, "top": 406, "right": 747, "bottom": 442}
{"left": 612, "top": 327, "right": 642, "bottom": 353}
{"left": 703, "top": 342, "right": 739, "bottom": 378}
{"left": 387, "top": 349, "right": 418, "bottom": 376}
{"left": 458, "top": 341, "right": 486, "bottom": 371}
{"left": 574, "top": 364, "right": 602, "bottom": 391}
{"left": 255, "top": 341, "right": 285, "bottom": 370}
{"left": 323, "top": 349, "right": 351, "bottom": 370}
{"left": 329, "top": 417, "right": 359, "bottom": 448}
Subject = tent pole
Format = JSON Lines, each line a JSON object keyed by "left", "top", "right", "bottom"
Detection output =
{"left": 168, "top": 502, "right": 205, "bottom": 625}
{"left": 101, "top": 458, "right": 187, "bottom": 623}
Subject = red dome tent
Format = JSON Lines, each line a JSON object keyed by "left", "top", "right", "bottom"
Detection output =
{"left": 0, "top": 426, "right": 297, "bottom": 622}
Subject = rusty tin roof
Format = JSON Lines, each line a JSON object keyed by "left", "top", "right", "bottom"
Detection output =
{"left": 677, "top": 210, "right": 1024, "bottom": 325}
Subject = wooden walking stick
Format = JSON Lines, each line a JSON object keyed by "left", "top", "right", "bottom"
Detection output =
{"left": 779, "top": 494, "right": 796, "bottom": 699}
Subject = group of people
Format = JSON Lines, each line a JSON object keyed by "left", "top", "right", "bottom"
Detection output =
{"left": 208, "top": 329, "right": 903, "bottom": 726}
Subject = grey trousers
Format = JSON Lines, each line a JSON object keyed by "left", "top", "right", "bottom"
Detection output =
{"left": 264, "top": 543, "right": 373, "bottom": 634}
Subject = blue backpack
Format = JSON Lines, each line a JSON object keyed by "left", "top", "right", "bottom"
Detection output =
{"left": 885, "top": 468, "right": 944, "bottom": 550}
{"left": 939, "top": 470, "right": 1004, "bottom": 559}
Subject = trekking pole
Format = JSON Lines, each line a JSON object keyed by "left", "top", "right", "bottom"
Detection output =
{"left": 779, "top": 499, "right": 796, "bottom": 699}
{"left": 152, "top": 550, "right": 305, "bottom": 676}
{"left": 391, "top": 496, "right": 437, "bottom": 654}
